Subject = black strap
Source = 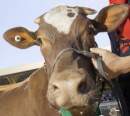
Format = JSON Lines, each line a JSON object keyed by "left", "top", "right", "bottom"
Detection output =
{"left": 128, "top": 0, "right": 130, "bottom": 4}
{"left": 95, "top": 52, "right": 129, "bottom": 116}
{"left": 112, "top": 79, "right": 129, "bottom": 116}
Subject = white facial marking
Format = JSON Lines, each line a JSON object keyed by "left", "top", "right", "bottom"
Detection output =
{"left": 14, "top": 35, "right": 22, "bottom": 43}
{"left": 44, "top": 6, "right": 79, "bottom": 34}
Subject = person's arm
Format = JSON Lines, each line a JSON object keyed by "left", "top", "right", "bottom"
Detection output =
{"left": 90, "top": 48, "right": 130, "bottom": 80}
{"left": 118, "top": 56, "right": 130, "bottom": 74}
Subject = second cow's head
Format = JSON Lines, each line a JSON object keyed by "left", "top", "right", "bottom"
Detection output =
{"left": 3, "top": 4, "right": 129, "bottom": 113}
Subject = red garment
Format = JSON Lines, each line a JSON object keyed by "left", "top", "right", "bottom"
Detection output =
{"left": 109, "top": 0, "right": 127, "bottom": 4}
{"left": 109, "top": 0, "right": 130, "bottom": 40}
{"left": 108, "top": 2, "right": 130, "bottom": 114}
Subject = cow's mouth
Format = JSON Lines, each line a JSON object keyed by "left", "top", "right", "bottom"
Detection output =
{"left": 69, "top": 106, "right": 87, "bottom": 112}
{"left": 49, "top": 100, "right": 86, "bottom": 109}
{"left": 49, "top": 101, "right": 90, "bottom": 115}
{"left": 48, "top": 98, "right": 87, "bottom": 116}
{"left": 48, "top": 97, "right": 88, "bottom": 110}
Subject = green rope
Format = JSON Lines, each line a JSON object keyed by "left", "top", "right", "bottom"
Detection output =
{"left": 59, "top": 106, "right": 101, "bottom": 116}
{"left": 59, "top": 107, "right": 72, "bottom": 116}
{"left": 96, "top": 107, "right": 101, "bottom": 116}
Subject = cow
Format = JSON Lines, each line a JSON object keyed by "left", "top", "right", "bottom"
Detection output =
{"left": 2, "top": 4, "right": 129, "bottom": 116}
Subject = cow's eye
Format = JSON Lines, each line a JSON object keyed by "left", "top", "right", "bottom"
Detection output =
{"left": 78, "top": 81, "right": 89, "bottom": 94}
{"left": 36, "top": 36, "right": 43, "bottom": 45}
{"left": 14, "top": 35, "right": 22, "bottom": 42}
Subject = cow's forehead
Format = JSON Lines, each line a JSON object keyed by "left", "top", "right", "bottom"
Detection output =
{"left": 43, "top": 5, "right": 79, "bottom": 34}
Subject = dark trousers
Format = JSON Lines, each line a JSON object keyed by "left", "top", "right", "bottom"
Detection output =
{"left": 118, "top": 73, "right": 130, "bottom": 114}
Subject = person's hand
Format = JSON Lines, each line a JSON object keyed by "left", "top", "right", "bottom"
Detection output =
{"left": 90, "top": 48, "right": 122, "bottom": 80}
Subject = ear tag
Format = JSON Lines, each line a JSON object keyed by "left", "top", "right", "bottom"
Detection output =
{"left": 59, "top": 107, "right": 72, "bottom": 116}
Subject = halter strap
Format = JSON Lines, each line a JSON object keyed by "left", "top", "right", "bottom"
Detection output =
{"left": 51, "top": 48, "right": 111, "bottom": 84}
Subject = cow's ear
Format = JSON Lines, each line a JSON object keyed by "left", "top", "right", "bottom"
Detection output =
{"left": 3, "top": 27, "right": 38, "bottom": 49}
{"left": 78, "top": 6, "right": 96, "bottom": 15}
{"left": 93, "top": 4, "right": 129, "bottom": 32}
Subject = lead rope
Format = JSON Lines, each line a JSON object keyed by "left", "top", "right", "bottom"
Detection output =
{"left": 94, "top": 55, "right": 111, "bottom": 116}
{"left": 95, "top": 55, "right": 129, "bottom": 116}
{"left": 71, "top": 50, "right": 113, "bottom": 116}
{"left": 56, "top": 49, "right": 112, "bottom": 116}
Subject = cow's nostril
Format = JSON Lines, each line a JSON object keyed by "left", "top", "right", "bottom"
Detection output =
{"left": 52, "top": 84, "right": 59, "bottom": 91}
{"left": 78, "top": 81, "right": 89, "bottom": 94}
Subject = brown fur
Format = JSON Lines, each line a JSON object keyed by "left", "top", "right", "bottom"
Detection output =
{"left": 36, "top": 14, "right": 96, "bottom": 75}
{"left": 0, "top": 67, "right": 59, "bottom": 116}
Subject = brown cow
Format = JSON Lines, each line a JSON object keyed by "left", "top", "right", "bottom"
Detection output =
{"left": 2, "top": 4, "right": 129, "bottom": 116}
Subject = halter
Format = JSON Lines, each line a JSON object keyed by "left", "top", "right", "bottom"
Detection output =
{"left": 51, "top": 48, "right": 111, "bottom": 84}
{"left": 50, "top": 48, "right": 112, "bottom": 116}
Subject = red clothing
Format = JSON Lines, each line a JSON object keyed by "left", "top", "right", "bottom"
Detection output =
{"left": 109, "top": 0, "right": 127, "bottom": 4}
{"left": 108, "top": 1, "right": 130, "bottom": 113}
{"left": 109, "top": 0, "right": 130, "bottom": 40}
{"left": 121, "top": 18, "right": 130, "bottom": 40}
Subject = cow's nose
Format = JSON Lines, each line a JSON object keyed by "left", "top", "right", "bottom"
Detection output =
{"left": 48, "top": 82, "right": 70, "bottom": 108}
{"left": 49, "top": 81, "right": 61, "bottom": 93}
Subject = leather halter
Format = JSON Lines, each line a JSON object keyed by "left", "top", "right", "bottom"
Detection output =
{"left": 50, "top": 48, "right": 112, "bottom": 114}
{"left": 51, "top": 48, "right": 110, "bottom": 83}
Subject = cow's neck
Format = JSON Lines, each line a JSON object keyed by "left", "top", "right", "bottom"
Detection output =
{"left": 28, "top": 67, "right": 59, "bottom": 116}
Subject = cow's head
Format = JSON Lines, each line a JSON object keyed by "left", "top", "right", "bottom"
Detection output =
{"left": 3, "top": 5, "right": 129, "bottom": 73}
{"left": 3, "top": 4, "right": 129, "bottom": 114}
